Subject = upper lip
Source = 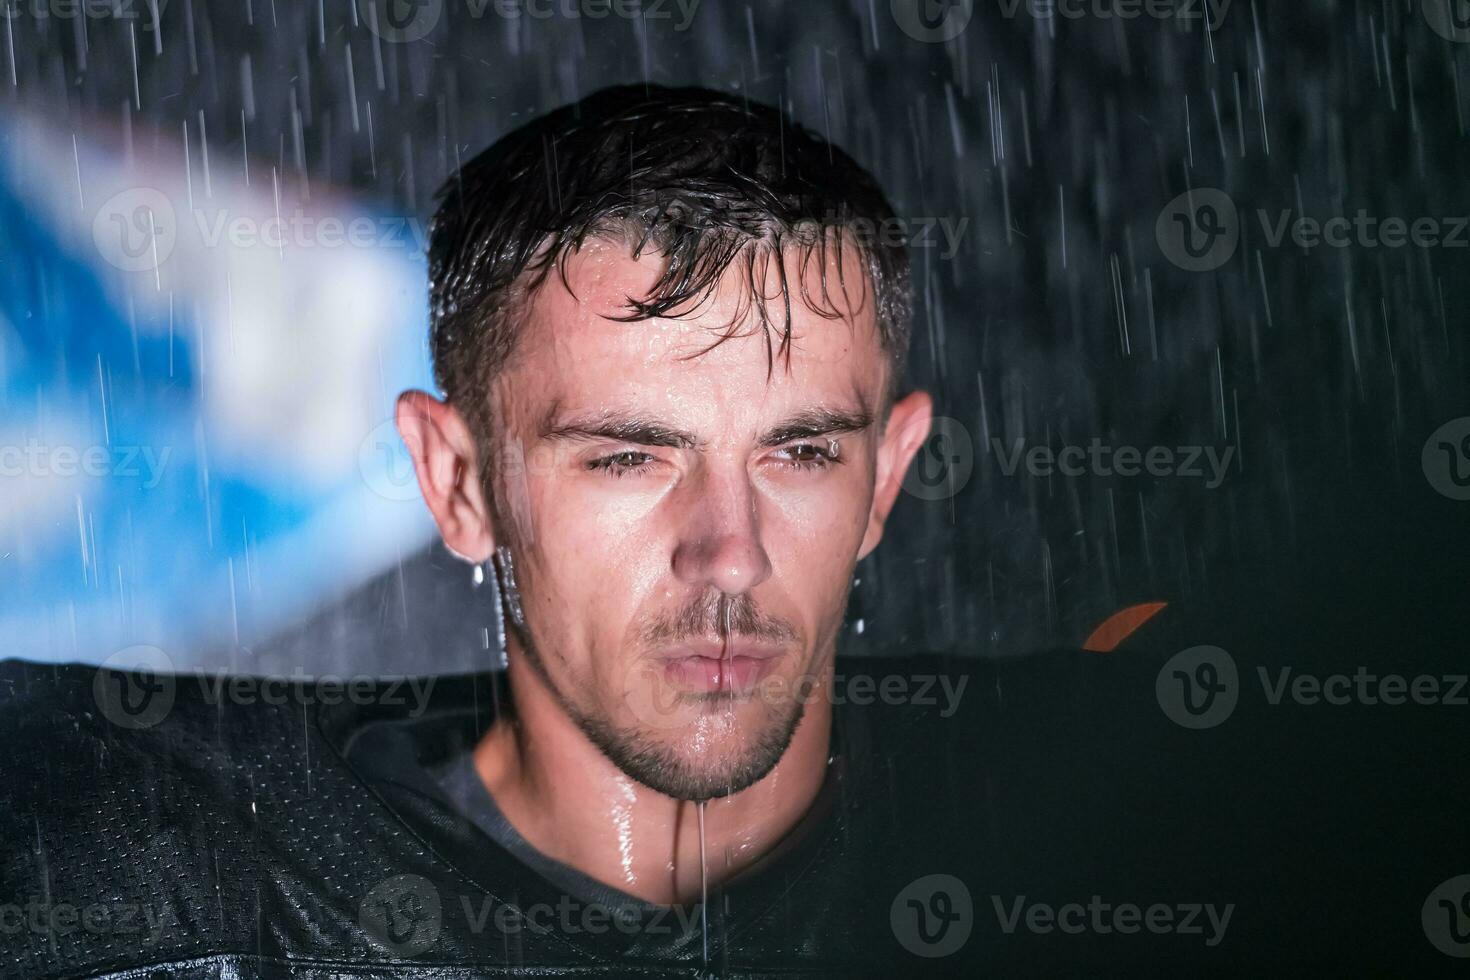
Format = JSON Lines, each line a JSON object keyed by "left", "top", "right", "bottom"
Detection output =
{"left": 658, "top": 640, "right": 783, "bottom": 661}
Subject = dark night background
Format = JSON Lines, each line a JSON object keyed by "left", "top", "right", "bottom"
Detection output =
{"left": 3, "top": 1, "right": 1470, "bottom": 974}
{"left": 2, "top": 3, "right": 1467, "bottom": 667}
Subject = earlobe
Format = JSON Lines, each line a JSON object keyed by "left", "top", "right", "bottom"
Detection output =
{"left": 395, "top": 390, "right": 496, "bottom": 563}
{"left": 857, "top": 390, "right": 934, "bottom": 560}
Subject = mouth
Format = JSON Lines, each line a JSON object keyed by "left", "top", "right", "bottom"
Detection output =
{"left": 656, "top": 639, "right": 784, "bottom": 694}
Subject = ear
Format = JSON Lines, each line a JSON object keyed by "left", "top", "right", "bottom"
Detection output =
{"left": 396, "top": 390, "right": 496, "bottom": 564}
{"left": 857, "top": 390, "right": 933, "bottom": 561}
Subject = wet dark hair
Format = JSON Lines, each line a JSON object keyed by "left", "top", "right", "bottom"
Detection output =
{"left": 427, "top": 84, "right": 912, "bottom": 468}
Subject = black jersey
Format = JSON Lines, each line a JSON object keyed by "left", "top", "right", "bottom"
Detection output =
{"left": 1, "top": 611, "right": 1466, "bottom": 977}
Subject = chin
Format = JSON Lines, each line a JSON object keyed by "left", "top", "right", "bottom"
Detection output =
{"left": 580, "top": 690, "right": 809, "bottom": 801}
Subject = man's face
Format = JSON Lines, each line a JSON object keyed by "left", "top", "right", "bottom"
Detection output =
{"left": 477, "top": 239, "right": 912, "bottom": 800}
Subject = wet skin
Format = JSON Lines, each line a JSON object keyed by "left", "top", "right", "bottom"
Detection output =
{"left": 398, "top": 238, "right": 931, "bottom": 904}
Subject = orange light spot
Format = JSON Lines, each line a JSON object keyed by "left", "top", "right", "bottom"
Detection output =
{"left": 1083, "top": 601, "right": 1169, "bottom": 652}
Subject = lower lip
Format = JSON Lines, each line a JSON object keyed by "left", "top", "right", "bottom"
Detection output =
{"left": 661, "top": 654, "right": 779, "bottom": 693}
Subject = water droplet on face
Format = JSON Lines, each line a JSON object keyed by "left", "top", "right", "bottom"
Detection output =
{"left": 611, "top": 777, "right": 638, "bottom": 888}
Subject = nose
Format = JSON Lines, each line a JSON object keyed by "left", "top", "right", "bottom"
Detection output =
{"left": 670, "top": 461, "right": 773, "bottom": 596}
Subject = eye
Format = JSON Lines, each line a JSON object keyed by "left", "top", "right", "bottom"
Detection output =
{"left": 772, "top": 441, "right": 843, "bottom": 471}
{"left": 586, "top": 450, "right": 657, "bottom": 478}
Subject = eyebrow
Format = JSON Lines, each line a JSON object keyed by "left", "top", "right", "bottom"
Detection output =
{"left": 539, "top": 405, "right": 874, "bottom": 450}
{"left": 755, "top": 407, "right": 873, "bottom": 447}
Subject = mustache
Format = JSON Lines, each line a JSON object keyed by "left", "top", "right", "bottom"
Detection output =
{"left": 637, "top": 590, "right": 798, "bottom": 647}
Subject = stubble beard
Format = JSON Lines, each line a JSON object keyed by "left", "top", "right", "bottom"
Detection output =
{"left": 572, "top": 684, "right": 811, "bottom": 802}
{"left": 517, "top": 620, "right": 812, "bottom": 801}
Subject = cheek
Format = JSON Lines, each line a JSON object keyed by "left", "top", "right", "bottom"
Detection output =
{"left": 759, "top": 463, "right": 874, "bottom": 548}
{"left": 757, "top": 467, "right": 875, "bottom": 593}
{"left": 544, "top": 477, "right": 671, "bottom": 572}
{"left": 521, "top": 477, "right": 670, "bottom": 643}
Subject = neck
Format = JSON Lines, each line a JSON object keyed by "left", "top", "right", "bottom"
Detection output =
{"left": 472, "top": 641, "right": 834, "bottom": 906}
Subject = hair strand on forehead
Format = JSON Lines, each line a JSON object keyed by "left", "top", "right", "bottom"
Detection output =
{"left": 427, "top": 84, "right": 913, "bottom": 479}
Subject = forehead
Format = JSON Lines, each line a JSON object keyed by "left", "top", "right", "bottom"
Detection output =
{"left": 496, "top": 238, "right": 888, "bottom": 430}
